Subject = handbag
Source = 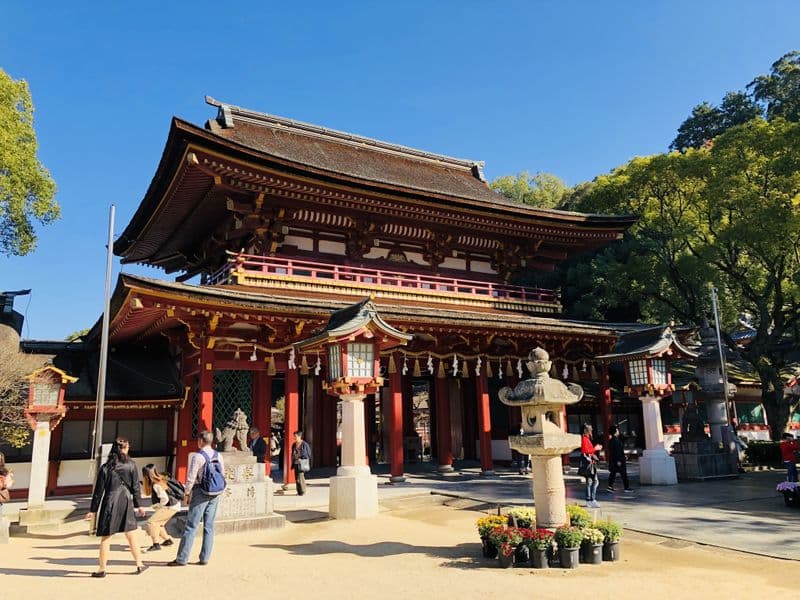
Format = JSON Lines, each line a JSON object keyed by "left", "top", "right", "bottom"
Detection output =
{"left": 578, "top": 456, "right": 595, "bottom": 477}
{"left": 299, "top": 458, "right": 311, "bottom": 473}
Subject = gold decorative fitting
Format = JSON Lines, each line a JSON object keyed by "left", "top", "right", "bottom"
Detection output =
{"left": 300, "top": 354, "right": 309, "bottom": 375}
{"left": 461, "top": 360, "right": 469, "bottom": 378}
{"left": 412, "top": 358, "right": 421, "bottom": 377}
{"left": 486, "top": 361, "right": 494, "bottom": 378}
{"left": 437, "top": 360, "right": 446, "bottom": 379}
{"left": 388, "top": 354, "right": 397, "bottom": 374}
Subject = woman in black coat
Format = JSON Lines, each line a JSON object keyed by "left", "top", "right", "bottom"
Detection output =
{"left": 85, "top": 438, "right": 146, "bottom": 577}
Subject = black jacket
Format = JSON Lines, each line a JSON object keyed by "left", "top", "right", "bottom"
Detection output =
{"left": 609, "top": 436, "right": 626, "bottom": 465}
{"left": 250, "top": 437, "right": 268, "bottom": 464}
{"left": 90, "top": 460, "right": 141, "bottom": 537}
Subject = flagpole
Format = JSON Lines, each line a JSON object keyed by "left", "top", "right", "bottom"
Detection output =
{"left": 90, "top": 204, "right": 115, "bottom": 473}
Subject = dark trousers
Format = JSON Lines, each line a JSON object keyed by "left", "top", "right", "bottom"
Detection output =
{"left": 294, "top": 468, "right": 307, "bottom": 495}
{"left": 608, "top": 462, "right": 630, "bottom": 489}
{"left": 785, "top": 460, "right": 798, "bottom": 483}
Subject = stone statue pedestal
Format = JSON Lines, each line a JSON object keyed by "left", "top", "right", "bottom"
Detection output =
{"left": 214, "top": 451, "right": 284, "bottom": 533}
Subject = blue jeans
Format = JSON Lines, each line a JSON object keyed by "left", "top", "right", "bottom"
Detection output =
{"left": 585, "top": 472, "right": 599, "bottom": 501}
{"left": 176, "top": 491, "right": 220, "bottom": 564}
{"left": 785, "top": 461, "right": 798, "bottom": 483}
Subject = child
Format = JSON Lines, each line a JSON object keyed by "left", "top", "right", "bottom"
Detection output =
{"left": 780, "top": 433, "right": 800, "bottom": 482}
{"left": 141, "top": 464, "right": 182, "bottom": 551}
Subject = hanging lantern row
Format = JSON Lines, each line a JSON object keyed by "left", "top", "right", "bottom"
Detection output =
{"left": 209, "top": 343, "right": 602, "bottom": 382}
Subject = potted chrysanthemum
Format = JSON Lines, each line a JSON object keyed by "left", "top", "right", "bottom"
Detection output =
{"left": 554, "top": 526, "right": 583, "bottom": 569}
{"left": 579, "top": 527, "right": 605, "bottom": 564}
{"left": 476, "top": 515, "right": 507, "bottom": 558}
{"left": 489, "top": 526, "right": 524, "bottom": 568}
{"left": 526, "top": 528, "right": 555, "bottom": 569}
{"left": 595, "top": 518, "right": 623, "bottom": 561}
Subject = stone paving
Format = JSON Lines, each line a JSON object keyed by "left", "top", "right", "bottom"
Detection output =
{"left": 4, "top": 461, "right": 798, "bottom": 560}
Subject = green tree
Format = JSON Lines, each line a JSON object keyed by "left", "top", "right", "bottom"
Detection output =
{"left": 490, "top": 171, "right": 567, "bottom": 209}
{"left": 574, "top": 119, "right": 800, "bottom": 437}
{"left": 670, "top": 92, "right": 762, "bottom": 151}
{"left": 748, "top": 50, "right": 800, "bottom": 121}
{"left": 65, "top": 328, "right": 89, "bottom": 342}
{"left": 0, "top": 68, "right": 58, "bottom": 256}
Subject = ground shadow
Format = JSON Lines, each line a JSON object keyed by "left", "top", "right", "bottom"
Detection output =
{"left": 276, "top": 509, "right": 329, "bottom": 523}
{"left": 252, "top": 539, "right": 484, "bottom": 569}
{"left": 0, "top": 567, "right": 88, "bottom": 578}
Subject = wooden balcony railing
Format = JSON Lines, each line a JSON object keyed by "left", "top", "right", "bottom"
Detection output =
{"left": 208, "top": 253, "right": 560, "bottom": 312}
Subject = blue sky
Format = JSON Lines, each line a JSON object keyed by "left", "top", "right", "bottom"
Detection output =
{"left": 2, "top": 1, "right": 799, "bottom": 340}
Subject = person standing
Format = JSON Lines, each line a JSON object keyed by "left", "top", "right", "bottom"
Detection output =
{"left": 291, "top": 430, "right": 311, "bottom": 496}
{"left": 780, "top": 433, "right": 800, "bottom": 482}
{"left": 606, "top": 425, "right": 633, "bottom": 493}
{"left": 141, "top": 464, "right": 181, "bottom": 551}
{"left": 169, "top": 431, "right": 226, "bottom": 567}
{"left": 84, "top": 438, "right": 146, "bottom": 577}
{"left": 248, "top": 427, "right": 268, "bottom": 464}
{"left": 580, "top": 424, "right": 601, "bottom": 508}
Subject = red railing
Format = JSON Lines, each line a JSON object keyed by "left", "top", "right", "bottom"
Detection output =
{"left": 209, "top": 253, "right": 558, "bottom": 305}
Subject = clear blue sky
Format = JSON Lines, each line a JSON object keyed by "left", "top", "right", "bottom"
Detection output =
{"left": 2, "top": 1, "right": 799, "bottom": 340}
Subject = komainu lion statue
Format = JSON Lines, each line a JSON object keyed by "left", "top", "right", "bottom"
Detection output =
{"left": 214, "top": 408, "right": 249, "bottom": 452}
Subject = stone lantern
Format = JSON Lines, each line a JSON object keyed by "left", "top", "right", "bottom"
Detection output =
{"left": 296, "top": 300, "right": 411, "bottom": 519}
{"left": 597, "top": 326, "right": 697, "bottom": 485}
{"left": 23, "top": 366, "right": 77, "bottom": 508}
{"left": 499, "top": 347, "right": 582, "bottom": 528}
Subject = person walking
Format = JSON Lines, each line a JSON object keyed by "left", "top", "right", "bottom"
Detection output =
{"left": 169, "top": 431, "right": 226, "bottom": 566}
{"left": 84, "top": 438, "right": 146, "bottom": 577}
{"left": 780, "top": 433, "right": 800, "bottom": 482}
{"left": 141, "top": 464, "right": 182, "bottom": 551}
{"left": 248, "top": 427, "right": 268, "bottom": 464}
{"left": 580, "top": 424, "right": 601, "bottom": 508}
{"left": 291, "top": 430, "right": 311, "bottom": 496}
{"left": 606, "top": 425, "right": 633, "bottom": 493}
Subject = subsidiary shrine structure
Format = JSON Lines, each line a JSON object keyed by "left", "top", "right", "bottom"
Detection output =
{"left": 9, "top": 98, "right": 648, "bottom": 495}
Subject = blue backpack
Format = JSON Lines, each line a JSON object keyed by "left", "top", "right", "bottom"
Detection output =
{"left": 200, "top": 450, "right": 226, "bottom": 496}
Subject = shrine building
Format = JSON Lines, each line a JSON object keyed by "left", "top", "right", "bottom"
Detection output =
{"left": 9, "top": 99, "right": 649, "bottom": 495}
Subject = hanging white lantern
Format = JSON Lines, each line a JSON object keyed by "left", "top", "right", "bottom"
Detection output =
{"left": 314, "top": 353, "right": 322, "bottom": 376}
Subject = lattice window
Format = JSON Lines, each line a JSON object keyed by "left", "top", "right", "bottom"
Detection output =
{"left": 628, "top": 359, "right": 649, "bottom": 387}
{"left": 213, "top": 370, "right": 253, "bottom": 433}
{"left": 191, "top": 375, "right": 200, "bottom": 438}
{"left": 347, "top": 342, "right": 373, "bottom": 378}
{"left": 651, "top": 359, "right": 667, "bottom": 386}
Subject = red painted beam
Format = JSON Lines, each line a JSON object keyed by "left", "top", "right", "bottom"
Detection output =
{"left": 283, "top": 369, "right": 299, "bottom": 486}
{"left": 389, "top": 358, "right": 404, "bottom": 480}
{"left": 475, "top": 370, "right": 493, "bottom": 473}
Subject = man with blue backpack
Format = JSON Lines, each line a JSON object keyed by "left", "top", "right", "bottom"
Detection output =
{"left": 169, "top": 431, "right": 226, "bottom": 567}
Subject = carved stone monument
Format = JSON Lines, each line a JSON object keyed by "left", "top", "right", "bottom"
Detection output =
{"left": 210, "top": 411, "right": 285, "bottom": 533}
{"left": 499, "top": 348, "right": 582, "bottom": 528}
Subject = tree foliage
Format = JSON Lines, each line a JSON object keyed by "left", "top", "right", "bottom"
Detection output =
{"left": 670, "top": 92, "right": 761, "bottom": 151}
{"left": 490, "top": 171, "right": 568, "bottom": 209}
{"left": 573, "top": 119, "right": 800, "bottom": 437}
{"left": 748, "top": 50, "right": 800, "bottom": 121}
{"left": 0, "top": 337, "right": 44, "bottom": 448}
{"left": 0, "top": 68, "right": 58, "bottom": 256}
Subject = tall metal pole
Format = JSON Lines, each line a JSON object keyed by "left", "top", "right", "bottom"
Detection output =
{"left": 90, "top": 205, "right": 116, "bottom": 467}
{"left": 710, "top": 284, "right": 737, "bottom": 424}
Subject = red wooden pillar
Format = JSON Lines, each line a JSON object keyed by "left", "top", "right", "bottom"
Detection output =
{"left": 198, "top": 344, "right": 214, "bottom": 433}
{"left": 283, "top": 368, "right": 299, "bottom": 486}
{"left": 176, "top": 396, "right": 194, "bottom": 481}
{"left": 600, "top": 364, "right": 613, "bottom": 461}
{"left": 389, "top": 356, "right": 405, "bottom": 482}
{"left": 475, "top": 370, "right": 494, "bottom": 474}
{"left": 435, "top": 375, "right": 453, "bottom": 472}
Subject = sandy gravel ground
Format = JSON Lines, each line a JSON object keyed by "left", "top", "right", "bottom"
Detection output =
{"left": 0, "top": 500, "right": 792, "bottom": 599}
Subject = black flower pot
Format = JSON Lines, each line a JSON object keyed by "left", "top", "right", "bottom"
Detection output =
{"left": 481, "top": 537, "right": 498, "bottom": 559}
{"left": 531, "top": 547, "right": 549, "bottom": 569}
{"left": 603, "top": 541, "right": 620, "bottom": 562}
{"left": 514, "top": 543, "right": 530, "bottom": 566}
{"left": 547, "top": 545, "right": 561, "bottom": 567}
{"left": 580, "top": 541, "right": 603, "bottom": 565}
{"left": 498, "top": 551, "right": 515, "bottom": 569}
{"left": 559, "top": 547, "right": 580, "bottom": 569}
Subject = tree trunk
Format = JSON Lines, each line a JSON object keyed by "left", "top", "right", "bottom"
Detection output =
{"left": 759, "top": 368, "right": 790, "bottom": 441}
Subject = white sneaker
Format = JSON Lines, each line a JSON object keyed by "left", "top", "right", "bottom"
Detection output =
{"left": 590, "top": 500, "right": 600, "bottom": 508}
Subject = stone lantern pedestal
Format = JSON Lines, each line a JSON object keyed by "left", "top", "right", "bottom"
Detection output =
{"left": 638, "top": 395, "right": 678, "bottom": 485}
{"left": 329, "top": 393, "right": 379, "bottom": 519}
{"left": 500, "top": 348, "right": 582, "bottom": 529}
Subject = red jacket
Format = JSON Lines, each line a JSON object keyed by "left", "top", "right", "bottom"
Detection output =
{"left": 581, "top": 435, "right": 596, "bottom": 457}
{"left": 780, "top": 439, "right": 800, "bottom": 462}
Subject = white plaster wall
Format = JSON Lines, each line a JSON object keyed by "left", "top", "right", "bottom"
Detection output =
{"left": 441, "top": 257, "right": 467, "bottom": 271}
{"left": 283, "top": 235, "right": 314, "bottom": 251}
{"left": 57, "top": 456, "right": 168, "bottom": 488}
{"left": 405, "top": 251, "right": 427, "bottom": 266}
{"left": 319, "top": 240, "right": 346, "bottom": 255}
{"left": 4, "top": 462, "right": 31, "bottom": 489}
{"left": 470, "top": 260, "right": 496, "bottom": 275}
{"left": 475, "top": 440, "right": 513, "bottom": 462}
{"left": 363, "top": 247, "right": 389, "bottom": 260}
